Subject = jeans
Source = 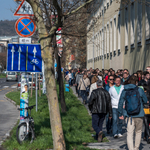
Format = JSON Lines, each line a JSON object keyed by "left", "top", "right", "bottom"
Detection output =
{"left": 92, "top": 113, "right": 106, "bottom": 138}
{"left": 112, "top": 108, "right": 123, "bottom": 135}
{"left": 80, "top": 90, "right": 87, "bottom": 103}
{"left": 69, "top": 78, "right": 72, "bottom": 86}
{"left": 144, "top": 115, "right": 150, "bottom": 139}
{"left": 106, "top": 113, "right": 112, "bottom": 133}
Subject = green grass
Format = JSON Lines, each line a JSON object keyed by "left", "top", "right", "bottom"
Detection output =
{"left": 3, "top": 85, "right": 108, "bottom": 150}
{"left": 0, "top": 73, "right": 6, "bottom": 78}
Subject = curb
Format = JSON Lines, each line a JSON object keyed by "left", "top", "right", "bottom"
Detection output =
{"left": 0, "top": 90, "right": 19, "bottom": 147}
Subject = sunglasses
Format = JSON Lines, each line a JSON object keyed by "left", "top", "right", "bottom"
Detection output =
{"left": 109, "top": 79, "right": 114, "bottom": 81}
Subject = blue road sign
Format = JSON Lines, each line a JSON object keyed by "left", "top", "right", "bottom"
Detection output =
{"left": 7, "top": 44, "right": 42, "bottom": 72}
{"left": 15, "top": 17, "right": 36, "bottom": 37}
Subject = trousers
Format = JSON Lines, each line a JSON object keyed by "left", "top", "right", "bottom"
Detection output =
{"left": 127, "top": 117, "right": 143, "bottom": 150}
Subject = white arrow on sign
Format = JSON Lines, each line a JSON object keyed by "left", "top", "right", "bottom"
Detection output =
{"left": 11, "top": 46, "right": 15, "bottom": 70}
{"left": 18, "top": 46, "right": 22, "bottom": 70}
{"left": 33, "top": 47, "right": 37, "bottom": 58}
{"left": 33, "top": 47, "right": 37, "bottom": 71}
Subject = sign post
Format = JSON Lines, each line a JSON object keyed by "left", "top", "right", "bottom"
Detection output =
{"left": 36, "top": 73, "right": 38, "bottom": 112}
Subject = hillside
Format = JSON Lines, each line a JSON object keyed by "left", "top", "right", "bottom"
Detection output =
{"left": 0, "top": 20, "right": 17, "bottom": 36}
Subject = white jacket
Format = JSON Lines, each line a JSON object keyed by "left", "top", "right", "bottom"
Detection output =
{"left": 109, "top": 85, "right": 124, "bottom": 109}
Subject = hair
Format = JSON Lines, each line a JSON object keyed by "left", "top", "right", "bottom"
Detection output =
{"left": 143, "top": 71, "right": 149, "bottom": 76}
{"left": 108, "top": 75, "right": 114, "bottom": 79}
{"left": 96, "top": 80, "right": 103, "bottom": 87}
{"left": 124, "top": 75, "right": 138, "bottom": 85}
{"left": 114, "top": 76, "right": 121, "bottom": 81}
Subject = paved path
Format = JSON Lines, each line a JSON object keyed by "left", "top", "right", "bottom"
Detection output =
{"left": 0, "top": 78, "right": 19, "bottom": 145}
{"left": 71, "top": 86, "right": 150, "bottom": 150}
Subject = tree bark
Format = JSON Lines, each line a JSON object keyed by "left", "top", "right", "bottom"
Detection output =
{"left": 57, "top": 54, "right": 66, "bottom": 113}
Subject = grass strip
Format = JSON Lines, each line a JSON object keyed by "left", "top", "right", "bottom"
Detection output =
{"left": 3, "top": 84, "right": 107, "bottom": 150}
{"left": 0, "top": 74, "right": 6, "bottom": 78}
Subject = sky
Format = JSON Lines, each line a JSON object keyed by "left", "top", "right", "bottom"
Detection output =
{"left": 0, "top": 0, "right": 20, "bottom": 20}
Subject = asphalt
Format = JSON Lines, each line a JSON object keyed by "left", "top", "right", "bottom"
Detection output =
{"left": 71, "top": 86, "right": 150, "bottom": 150}
{"left": 0, "top": 78, "right": 19, "bottom": 145}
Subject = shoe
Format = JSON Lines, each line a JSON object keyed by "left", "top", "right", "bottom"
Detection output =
{"left": 147, "top": 138, "right": 150, "bottom": 144}
{"left": 118, "top": 134, "right": 123, "bottom": 137}
{"left": 98, "top": 131, "right": 103, "bottom": 142}
{"left": 114, "top": 134, "right": 118, "bottom": 138}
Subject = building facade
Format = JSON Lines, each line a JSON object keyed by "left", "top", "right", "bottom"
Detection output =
{"left": 87, "top": 0, "right": 150, "bottom": 73}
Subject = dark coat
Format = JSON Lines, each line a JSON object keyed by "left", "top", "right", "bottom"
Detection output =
{"left": 88, "top": 88, "right": 112, "bottom": 116}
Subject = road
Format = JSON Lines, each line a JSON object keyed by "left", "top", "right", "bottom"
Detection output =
{"left": 0, "top": 78, "right": 19, "bottom": 143}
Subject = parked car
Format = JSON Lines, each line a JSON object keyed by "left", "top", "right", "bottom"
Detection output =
{"left": 17, "top": 76, "right": 36, "bottom": 90}
{"left": 2, "top": 69, "right": 6, "bottom": 74}
{"left": 6, "top": 72, "right": 18, "bottom": 81}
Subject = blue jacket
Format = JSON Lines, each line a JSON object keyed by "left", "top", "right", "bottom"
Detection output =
{"left": 118, "top": 84, "right": 148, "bottom": 118}
{"left": 104, "top": 84, "right": 110, "bottom": 92}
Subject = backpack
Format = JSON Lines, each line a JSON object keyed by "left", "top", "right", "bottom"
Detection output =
{"left": 125, "top": 87, "right": 141, "bottom": 116}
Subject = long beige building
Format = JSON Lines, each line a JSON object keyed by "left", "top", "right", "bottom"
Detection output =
{"left": 87, "top": 0, "right": 150, "bottom": 73}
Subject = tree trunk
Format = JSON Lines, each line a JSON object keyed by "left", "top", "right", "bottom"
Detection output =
{"left": 44, "top": 47, "right": 66, "bottom": 149}
{"left": 57, "top": 55, "right": 66, "bottom": 113}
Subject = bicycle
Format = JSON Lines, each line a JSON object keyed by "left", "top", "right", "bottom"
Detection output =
{"left": 16, "top": 105, "right": 35, "bottom": 144}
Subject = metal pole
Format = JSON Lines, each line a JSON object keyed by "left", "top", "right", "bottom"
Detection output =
{"left": 36, "top": 73, "right": 38, "bottom": 112}
{"left": 102, "top": 0, "right": 104, "bottom": 69}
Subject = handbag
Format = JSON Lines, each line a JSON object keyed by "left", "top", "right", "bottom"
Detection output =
{"left": 82, "top": 78, "right": 90, "bottom": 93}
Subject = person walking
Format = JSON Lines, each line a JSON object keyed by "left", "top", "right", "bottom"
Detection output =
{"left": 104, "top": 75, "right": 114, "bottom": 134}
{"left": 142, "top": 85, "right": 150, "bottom": 144}
{"left": 88, "top": 80, "right": 112, "bottom": 142}
{"left": 109, "top": 76, "right": 124, "bottom": 138}
{"left": 75, "top": 70, "right": 83, "bottom": 97}
{"left": 118, "top": 75, "right": 148, "bottom": 150}
{"left": 78, "top": 73, "right": 90, "bottom": 104}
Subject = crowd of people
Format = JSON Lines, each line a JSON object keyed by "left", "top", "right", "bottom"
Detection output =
{"left": 64, "top": 66, "right": 150, "bottom": 150}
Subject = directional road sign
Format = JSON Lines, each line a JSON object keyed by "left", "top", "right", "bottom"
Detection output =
{"left": 7, "top": 44, "right": 42, "bottom": 72}
{"left": 15, "top": 17, "right": 36, "bottom": 37}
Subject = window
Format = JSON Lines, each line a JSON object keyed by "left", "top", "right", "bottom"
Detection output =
{"left": 131, "top": 3, "right": 135, "bottom": 44}
{"left": 104, "top": 26, "right": 107, "bottom": 54}
{"left": 94, "top": 36, "right": 96, "bottom": 58}
{"left": 125, "top": 8, "right": 128, "bottom": 46}
{"left": 114, "top": 18, "right": 116, "bottom": 51}
{"left": 107, "top": 24, "right": 109, "bottom": 53}
{"left": 102, "top": 29, "right": 104, "bottom": 56}
{"left": 100, "top": 31, "right": 102, "bottom": 55}
{"left": 98, "top": 33, "right": 100, "bottom": 56}
{"left": 137, "top": 1, "right": 142, "bottom": 42}
{"left": 118, "top": 14, "right": 121, "bottom": 50}
{"left": 107, "top": 3, "right": 109, "bottom": 9}
{"left": 145, "top": 0, "right": 150, "bottom": 39}
{"left": 96, "top": 35, "right": 98, "bottom": 57}
{"left": 110, "top": 21, "right": 113, "bottom": 52}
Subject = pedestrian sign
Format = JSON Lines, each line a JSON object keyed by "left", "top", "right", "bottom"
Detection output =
{"left": 7, "top": 44, "right": 42, "bottom": 72}
{"left": 14, "top": 0, "right": 34, "bottom": 16}
{"left": 15, "top": 17, "right": 36, "bottom": 37}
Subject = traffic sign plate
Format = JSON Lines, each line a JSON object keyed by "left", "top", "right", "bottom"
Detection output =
{"left": 14, "top": 0, "right": 34, "bottom": 16}
{"left": 15, "top": 17, "right": 36, "bottom": 37}
{"left": 7, "top": 44, "right": 42, "bottom": 72}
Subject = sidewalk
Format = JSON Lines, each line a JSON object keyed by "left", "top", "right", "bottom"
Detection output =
{"left": 71, "top": 86, "right": 150, "bottom": 150}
